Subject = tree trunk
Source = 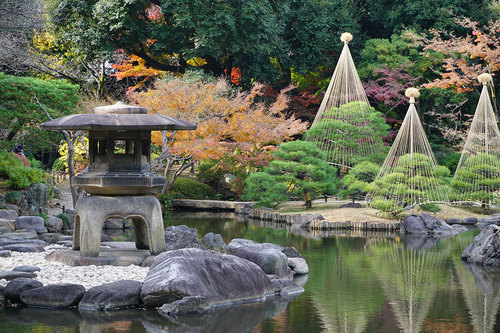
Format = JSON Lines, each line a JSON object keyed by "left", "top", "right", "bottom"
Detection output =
{"left": 304, "top": 191, "right": 312, "bottom": 209}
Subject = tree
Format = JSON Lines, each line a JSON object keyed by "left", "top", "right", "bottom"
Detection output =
{"left": 0, "top": 73, "right": 80, "bottom": 152}
{"left": 450, "top": 153, "right": 500, "bottom": 206}
{"left": 243, "top": 140, "right": 338, "bottom": 208}
{"left": 369, "top": 153, "right": 451, "bottom": 213}
{"left": 46, "top": 0, "right": 361, "bottom": 85}
{"left": 415, "top": 18, "right": 500, "bottom": 95}
{"left": 339, "top": 162, "right": 380, "bottom": 202}
{"left": 130, "top": 73, "right": 307, "bottom": 195}
{"left": 305, "top": 101, "right": 390, "bottom": 167}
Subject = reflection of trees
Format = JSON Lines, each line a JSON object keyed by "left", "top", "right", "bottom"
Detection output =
{"left": 455, "top": 261, "right": 500, "bottom": 333}
{"left": 306, "top": 238, "right": 386, "bottom": 333}
{"left": 368, "top": 239, "right": 448, "bottom": 333}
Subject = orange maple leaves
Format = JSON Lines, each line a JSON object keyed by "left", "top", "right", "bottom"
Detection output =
{"left": 416, "top": 18, "right": 499, "bottom": 92}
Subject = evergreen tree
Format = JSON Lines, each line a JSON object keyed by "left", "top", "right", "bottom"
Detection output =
{"left": 244, "top": 140, "right": 338, "bottom": 208}
{"left": 340, "top": 161, "right": 380, "bottom": 202}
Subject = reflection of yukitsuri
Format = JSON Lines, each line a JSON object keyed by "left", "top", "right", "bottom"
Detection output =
{"left": 306, "top": 239, "right": 385, "bottom": 333}
{"left": 450, "top": 73, "right": 500, "bottom": 206}
{"left": 306, "top": 33, "right": 388, "bottom": 168}
{"left": 367, "top": 88, "right": 449, "bottom": 212}
{"left": 368, "top": 239, "right": 447, "bottom": 333}
{"left": 454, "top": 260, "right": 500, "bottom": 333}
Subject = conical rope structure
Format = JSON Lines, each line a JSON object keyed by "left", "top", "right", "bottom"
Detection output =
{"left": 367, "top": 88, "right": 449, "bottom": 212}
{"left": 450, "top": 73, "right": 500, "bottom": 207}
{"left": 306, "top": 33, "right": 388, "bottom": 168}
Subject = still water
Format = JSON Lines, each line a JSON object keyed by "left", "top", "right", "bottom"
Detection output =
{"left": 1, "top": 211, "right": 499, "bottom": 333}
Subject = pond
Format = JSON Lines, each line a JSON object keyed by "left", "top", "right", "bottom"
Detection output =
{"left": 1, "top": 211, "right": 499, "bottom": 333}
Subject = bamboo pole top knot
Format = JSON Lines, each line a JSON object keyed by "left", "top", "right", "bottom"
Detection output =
{"left": 405, "top": 87, "right": 420, "bottom": 104}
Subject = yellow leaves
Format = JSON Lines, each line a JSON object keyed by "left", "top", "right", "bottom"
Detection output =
{"left": 186, "top": 58, "right": 208, "bottom": 66}
{"left": 131, "top": 77, "right": 307, "bottom": 161}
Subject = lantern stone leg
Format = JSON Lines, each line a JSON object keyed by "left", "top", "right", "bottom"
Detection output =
{"left": 73, "top": 196, "right": 166, "bottom": 257}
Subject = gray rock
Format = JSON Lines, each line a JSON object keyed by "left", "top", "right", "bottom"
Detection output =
{"left": 226, "top": 238, "right": 261, "bottom": 253}
{"left": 234, "top": 246, "right": 291, "bottom": 279}
{"left": 0, "top": 238, "right": 46, "bottom": 246}
{"left": 339, "top": 202, "right": 362, "bottom": 208}
{"left": 479, "top": 217, "right": 500, "bottom": 225}
{"left": 201, "top": 232, "right": 227, "bottom": 251}
{"left": 104, "top": 218, "right": 124, "bottom": 230}
{"left": 164, "top": 225, "right": 205, "bottom": 251}
{"left": 0, "top": 218, "right": 15, "bottom": 232}
{"left": 0, "top": 230, "right": 38, "bottom": 240}
{"left": 0, "top": 270, "right": 37, "bottom": 281}
{"left": 6, "top": 204, "right": 20, "bottom": 214}
{"left": 78, "top": 280, "right": 142, "bottom": 311}
{"left": 45, "top": 216, "right": 63, "bottom": 233}
{"left": 287, "top": 257, "right": 309, "bottom": 275}
{"left": 463, "top": 217, "right": 478, "bottom": 225}
{"left": 158, "top": 296, "right": 214, "bottom": 318}
{"left": 270, "top": 278, "right": 304, "bottom": 296}
{"left": 13, "top": 266, "right": 40, "bottom": 273}
{"left": 0, "top": 285, "right": 4, "bottom": 303}
{"left": 0, "top": 227, "right": 11, "bottom": 234}
{"left": 282, "top": 247, "right": 302, "bottom": 258}
{"left": 27, "top": 183, "right": 49, "bottom": 214}
{"left": 446, "top": 218, "right": 462, "bottom": 225}
{"left": 20, "top": 283, "right": 85, "bottom": 308}
{"left": 15, "top": 216, "right": 47, "bottom": 233}
{"left": 0, "top": 209, "right": 18, "bottom": 220}
{"left": 451, "top": 224, "right": 468, "bottom": 233}
{"left": 2, "top": 243, "right": 45, "bottom": 252}
{"left": 141, "top": 248, "right": 273, "bottom": 308}
{"left": 400, "top": 213, "right": 456, "bottom": 236}
{"left": 141, "top": 255, "right": 156, "bottom": 267}
{"left": 101, "top": 234, "right": 113, "bottom": 242}
{"left": 461, "top": 225, "right": 500, "bottom": 267}
{"left": 5, "top": 278, "right": 43, "bottom": 303}
{"left": 40, "top": 233, "right": 65, "bottom": 244}
{"left": 0, "top": 250, "right": 11, "bottom": 257}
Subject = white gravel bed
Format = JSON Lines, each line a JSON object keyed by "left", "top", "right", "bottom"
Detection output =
{"left": 0, "top": 245, "right": 149, "bottom": 289}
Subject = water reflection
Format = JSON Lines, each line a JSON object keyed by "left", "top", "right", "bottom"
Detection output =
{"left": 456, "top": 262, "right": 500, "bottom": 333}
{"left": 0, "top": 295, "right": 299, "bottom": 333}
{"left": 367, "top": 238, "right": 449, "bottom": 333}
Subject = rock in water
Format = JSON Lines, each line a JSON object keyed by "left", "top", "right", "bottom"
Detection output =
{"left": 461, "top": 225, "right": 500, "bottom": 267}
{"left": 164, "top": 225, "right": 206, "bottom": 251}
{"left": 78, "top": 280, "right": 142, "bottom": 311}
{"left": 140, "top": 248, "right": 273, "bottom": 308}
{"left": 400, "top": 213, "right": 455, "bottom": 236}
{"left": 20, "top": 284, "right": 85, "bottom": 308}
{"left": 201, "top": 232, "right": 227, "bottom": 251}
{"left": 5, "top": 278, "right": 43, "bottom": 303}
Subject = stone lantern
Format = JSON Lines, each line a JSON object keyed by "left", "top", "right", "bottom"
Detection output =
{"left": 41, "top": 102, "right": 196, "bottom": 257}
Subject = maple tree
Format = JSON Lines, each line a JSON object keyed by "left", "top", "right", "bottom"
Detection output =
{"left": 130, "top": 73, "right": 308, "bottom": 195}
{"left": 415, "top": 18, "right": 500, "bottom": 94}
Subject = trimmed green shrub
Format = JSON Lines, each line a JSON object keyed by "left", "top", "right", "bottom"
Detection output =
{"left": 170, "top": 177, "right": 217, "bottom": 200}
{"left": 244, "top": 140, "right": 338, "bottom": 208}
{"left": 339, "top": 161, "right": 380, "bottom": 202}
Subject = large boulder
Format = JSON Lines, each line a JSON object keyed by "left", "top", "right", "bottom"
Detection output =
{"left": 164, "top": 225, "right": 206, "bottom": 251}
{"left": 0, "top": 230, "right": 38, "bottom": 240}
{"left": 400, "top": 213, "right": 455, "bottom": 236}
{"left": 45, "top": 216, "right": 63, "bottom": 233}
{"left": 140, "top": 248, "right": 273, "bottom": 308}
{"left": 2, "top": 243, "right": 45, "bottom": 252}
{"left": 5, "top": 278, "right": 43, "bottom": 303}
{"left": 15, "top": 216, "right": 47, "bottom": 233}
{"left": 461, "top": 225, "right": 500, "bottom": 267}
{"left": 78, "top": 280, "right": 142, "bottom": 311}
{"left": 0, "top": 270, "right": 37, "bottom": 281}
{"left": 228, "top": 239, "right": 292, "bottom": 278}
{"left": 20, "top": 284, "right": 85, "bottom": 308}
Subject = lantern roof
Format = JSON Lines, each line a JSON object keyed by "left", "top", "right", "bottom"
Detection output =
{"left": 40, "top": 102, "right": 196, "bottom": 131}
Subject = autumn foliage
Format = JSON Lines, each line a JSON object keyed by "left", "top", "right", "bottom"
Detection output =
{"left": 416, "top": 18, "right": 500, "bottom": 92}
{"left": 130, "top": 75, "right": 308, "bottom": 194}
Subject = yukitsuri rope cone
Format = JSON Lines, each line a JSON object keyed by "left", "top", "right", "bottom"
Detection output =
{"left": 450, "top": 73, "right": 500, "bottom": 206}
{"left": 306, "top": 33, "right": 388, "bottom": 168}
{"left": 367, "top": 88, "right": 449, "bottom": 213}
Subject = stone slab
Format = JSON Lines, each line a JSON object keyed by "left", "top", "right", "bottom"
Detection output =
{"left": 171, "top": 199, "right": 254, "bottom": 211}
{"left": 45, "top": 247, "right": 151, "bottom": 266}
